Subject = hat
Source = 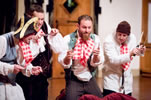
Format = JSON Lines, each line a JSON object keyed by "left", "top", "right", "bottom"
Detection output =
{"left": 14, "top": 15, "right": 38, "bottom": 39}
{"left": 116, "top": 21, "right": 131, "bottom": 35}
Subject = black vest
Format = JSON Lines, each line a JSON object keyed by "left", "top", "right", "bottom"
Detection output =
{"left": 31, "top": 22, "right": 52, "bottom": 78}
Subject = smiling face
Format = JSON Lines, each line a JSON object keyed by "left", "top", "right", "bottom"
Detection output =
{"left": 32, "top": 11, "right": 44, "bottom": 30}
{"left": 116, "top": 32, "right": 129, "bottom": 44}
{"left": 78, "top": 19, "right": 93, "bottom": 41}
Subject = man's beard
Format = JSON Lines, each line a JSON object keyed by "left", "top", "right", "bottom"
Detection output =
{"left": 81, "top": 33, "right": 90, "bottom": 41}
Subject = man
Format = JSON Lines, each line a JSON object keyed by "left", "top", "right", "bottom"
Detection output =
{"left": 102, "top": 21, "right": 146, "bottom": 96}
{"left": 0, "top": 15, "right": 42, "bottom": 100}
{"left": 58, "top": 15, "right": 104, "bottom": 100}
{"left": 16, "top": 4, "right": 64, "bottom": 100}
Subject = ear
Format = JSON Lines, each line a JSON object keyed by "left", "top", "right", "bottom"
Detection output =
{"left": 76, "top": 23, "right": 80, "bottom": 30}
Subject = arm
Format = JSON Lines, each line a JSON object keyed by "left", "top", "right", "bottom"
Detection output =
{"left": 47, "top": 32, "right": 67, "bottom": 53}
{"left": 0, "top": 36, "right": 14, "bottom": 75}
{"left": 104, "top": 34, "right": 136, "bottom": 65}
{"left": 104, "top": 42, "right": 131, "bottom": 65}
{"left": 0, "top": 36, "right": 24, "bottom": 75}
{"left": 16, "top": 44, "right": 42, "bottom": 77}
{"left": 129, "top": 34, "right": 145, "bottom": 57}
{"left": 41, "top": 22, "right": 67, "bottom": 53}
{"left": 58, "top": 50, "right": 73, "bottom": 69}
{"left": 58, "top": 35, "right": 72, "bottom": 69}
{"left": 90, "top": 35, "right": 104, "bottom": 67}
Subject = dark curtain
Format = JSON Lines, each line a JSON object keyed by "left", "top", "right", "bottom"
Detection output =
{"left": 94, "top": 0, "right": 101, "bottom": 35}
{"left": 0, "top": 0, "right": 16, "bottom": 35}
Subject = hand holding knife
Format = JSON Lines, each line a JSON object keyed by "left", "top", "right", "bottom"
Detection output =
{"left": 133, "top": 31, "right": 146, "bottom": 56}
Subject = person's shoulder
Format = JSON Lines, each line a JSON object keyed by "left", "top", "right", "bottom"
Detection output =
{"left": 0, "top": 32, "right": 14, "bottom": 40}
{"left": 129, "top": 33, "right": 136, "bottom": 42}
{"left": 104, "top": 34, "right": 113, "bottom": 43}
{"left": 63, "top": 33, "right": 73, "bottom": 41}
{"left": 0, "top": 34, "right": 7, "bottom": 46}
{"left": 91, "top": 33, "right": 98, "bottom": 37}
{"left": 0, "top": 35, "right": 6, "bottom": 40}
{"left": 126, "top": 33, "right": 137, "bottom": 45}
{"left": 90, "top": 33, "right": 100, "bottom": 41}
{"left": 129, "top": 33, "right": 136, "bottom": 38}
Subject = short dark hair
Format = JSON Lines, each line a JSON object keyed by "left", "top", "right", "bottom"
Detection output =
{"left": 78, "top": 15, "right": 93, "bottom": 24}
{"left": 116, "top": 21, "right": 131, "bottom": 35}
{"left": 26, "top": 4, "right": 44, "bottom": 16}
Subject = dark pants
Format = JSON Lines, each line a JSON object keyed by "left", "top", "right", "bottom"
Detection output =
{"left": 16, "top": 72, "right": 48, "bottom": 100}
{"left": 65, "top": 76, "right": 103, "bottom": 100}
{"left": 103, "top": 89, "right": 132, "bottom": 97}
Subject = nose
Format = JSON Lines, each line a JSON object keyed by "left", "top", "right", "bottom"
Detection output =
{"left": 120, "top": 35, "right": 124, "bottom": 39}
{"left": 38, "top": 19, "right": 43, "bottom": 24}
{"left": 38, "top": 21, "right": 42, "bottom": 26}
{"left": 85, "top": 28, "right": 89, "bottom": 33}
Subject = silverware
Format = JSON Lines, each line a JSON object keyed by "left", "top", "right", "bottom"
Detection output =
{"left": 44, "top": 34, "right": 51, "bottom": 36}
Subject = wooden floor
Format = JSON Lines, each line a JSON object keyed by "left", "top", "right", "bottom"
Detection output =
{"left": 48, "top": 76, "right": 151, "bottom": 100}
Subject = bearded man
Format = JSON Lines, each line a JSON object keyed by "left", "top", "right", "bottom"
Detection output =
{"left": 58, "top": 15, "right": 104, "bottom": 100}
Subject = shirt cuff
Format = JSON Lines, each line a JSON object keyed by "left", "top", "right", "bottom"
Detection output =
{"left": 61, "top": 59, "right": 72, "bottom": 69}
{"left": 22, "top": 64, "right": 33, "bottom": 77}
{"left": 90, "top": 55, "right": 102, "bottom": 67}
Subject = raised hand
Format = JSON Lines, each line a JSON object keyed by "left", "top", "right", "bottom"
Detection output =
{"left": 33, "top": 29, "right": 45, "bottom": 41}
{"left": 50, "top": 28, "right": 59, "bottom": 36}
{"left": 139, "top": 45, "right": 146, "bottom": 55}
{"left": 130, "top": 45, "right": 146, "bottom": 57}
{"left": 93, "top": 46, "right": 100, "bottom": 63}
{"left": 64, "top": 50, "right": 74, "bottom": 65}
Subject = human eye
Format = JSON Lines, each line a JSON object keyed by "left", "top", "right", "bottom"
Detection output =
{"left": 123, "top": 34, "right": 127, "bottom": 37}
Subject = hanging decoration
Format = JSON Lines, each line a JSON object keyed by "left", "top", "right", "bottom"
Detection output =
{"left": 63, "top": 0, "right": 78, "bottom": 13}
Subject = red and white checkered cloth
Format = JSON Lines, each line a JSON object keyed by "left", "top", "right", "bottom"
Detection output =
{"left": 120, "top": 44, "right": 132, "bottom": 70}
{"left": 19, "top": 41, "right": 33, "bottom": 68}
{"left": 73, "top": 37, "right": 95, "bottom": 67}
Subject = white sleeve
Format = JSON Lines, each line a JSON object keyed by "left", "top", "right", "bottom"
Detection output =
{"left": 104, "top": 37, "right": 132, "bottom": 65}
{"left": 0, "top": 36, "right": 14, "bottom": 75}
{"left": 44, "top": 22, "right": 68, "bottom": 53}
{"left": 58, "top": 50, "right": 72, "bottom": 69}
{"left": 58, "top": 35, "right": 72, "bottom": 69}
{"left": 21, "top": 63, "right": 33, "bottom": 77}
{"left": 48, "top": 33, "right": 68, "bottom": 53}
